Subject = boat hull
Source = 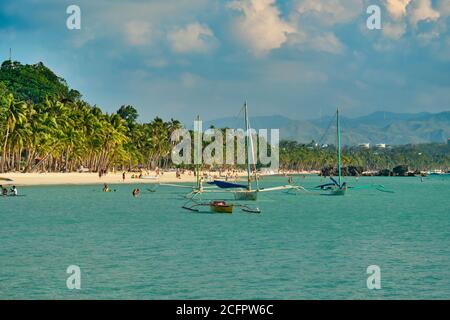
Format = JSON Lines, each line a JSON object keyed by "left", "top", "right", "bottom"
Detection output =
{"left": 329, "top": 186, "right": 347, "bottom": 196}
{"left": 210, "top": 201, "right": 233, "bottom": 214}
{"left": 234, "top": 190, "right": 258, "bottom": 201}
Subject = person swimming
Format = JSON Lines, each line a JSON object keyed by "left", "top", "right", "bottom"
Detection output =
{"left": 102, "top": 184, "right": 109, "bottom": 192}
{"left": 132, "top": 188, "right": 140, "bottom": 197}
{"left": 10, "top": 186, "right": 17, "bottom": 196}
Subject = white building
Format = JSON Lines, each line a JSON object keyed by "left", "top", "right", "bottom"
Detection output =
{"left": 375, "top": 143, "right": 386, "bottom": 149}
{"left": 358, "top": 143, "right": 370, "bottom": 149}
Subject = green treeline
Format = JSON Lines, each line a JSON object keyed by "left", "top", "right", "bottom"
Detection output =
{"left": 280, "top": 141, "right": 450, "bottom": 172}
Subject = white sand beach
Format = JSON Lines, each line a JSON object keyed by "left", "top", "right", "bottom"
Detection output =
{"left": 0, "top": 170, "right": 320, "bottom": 186}
{"left": 0, "top": 171, "right": 251, "bottom": 186}
{"left": 0, "top": 172, "right": 195, "bottom": 186}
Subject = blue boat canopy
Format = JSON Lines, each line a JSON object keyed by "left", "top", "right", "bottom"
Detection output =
{"left": 207, "top": 180, "right": 247, "bottom": 189}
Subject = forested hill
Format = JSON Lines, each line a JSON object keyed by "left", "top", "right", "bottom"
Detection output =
{"left": 0, "top": 60, "right": 81, "bottom": 103}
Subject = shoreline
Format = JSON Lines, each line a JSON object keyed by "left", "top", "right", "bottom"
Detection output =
{"left": 1, "top": 170, "right": 439, "bottom": 187}
{"left": 0, "top": 172, "right": 196, "bottom": 187}
{"left": 0, "top": 171, "right": 321, "bottom": 187}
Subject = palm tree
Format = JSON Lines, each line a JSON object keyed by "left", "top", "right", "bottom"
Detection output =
{"left": 1, "top": 94, "right": 27, "bottom": 172}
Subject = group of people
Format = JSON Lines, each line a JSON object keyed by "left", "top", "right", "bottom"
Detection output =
{"left": 102, "top": 183, "right": 140, "bottom": 197}
{"left": 1, "top": 185, "right": 17, "bottom": 197}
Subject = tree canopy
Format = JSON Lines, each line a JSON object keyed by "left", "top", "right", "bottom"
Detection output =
{"left": 0, "top": 60, "right": 81, "bottom": 103}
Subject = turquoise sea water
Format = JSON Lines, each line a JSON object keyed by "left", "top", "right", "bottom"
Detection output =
{"left": 1, "top": 175, "right": 449, "bottom": 299}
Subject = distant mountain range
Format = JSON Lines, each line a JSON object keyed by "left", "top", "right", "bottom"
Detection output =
{"left": 202, "top": 111, "right": 450, "bottom": 145}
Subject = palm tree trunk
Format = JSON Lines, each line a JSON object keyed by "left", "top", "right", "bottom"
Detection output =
{"left": 1, "top": 127, "right": 10, "bottom": 172}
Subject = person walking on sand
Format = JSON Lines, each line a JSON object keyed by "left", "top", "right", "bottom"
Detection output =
{"left": 122, "top": 172, "right": 126, "bottom": 182}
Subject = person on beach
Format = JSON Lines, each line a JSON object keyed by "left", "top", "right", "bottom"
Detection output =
{"left": 10, "top": 186, "right": 17, "bottom": 196}
{"left": 122, "top": 172, "right": 126, "bottom": 182}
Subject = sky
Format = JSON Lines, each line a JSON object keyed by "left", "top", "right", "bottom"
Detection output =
{"left": 0, "top": 0, "right": 449, "bottom": 124}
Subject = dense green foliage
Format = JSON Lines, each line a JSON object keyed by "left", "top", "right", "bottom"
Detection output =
{"left": 280, "top": 140, "right": 450, "bottom": 172}
{"left": 0, "top": 60, "right": 81, "bottom": 103}
{"left": 0, "top": 60, "right": 181, "bottom": 173}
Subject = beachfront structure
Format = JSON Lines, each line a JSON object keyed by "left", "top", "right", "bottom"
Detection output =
{"left": 376, "top": 143, "right": 386, "bottom": 149}
{"left": 358, "top": 143, "right": 370, "bottom": 149}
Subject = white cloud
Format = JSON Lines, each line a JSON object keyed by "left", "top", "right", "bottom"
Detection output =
{"left": 382, "top": 0, "right": 444, "bottom": 41}
{"left": 385, "top": 0, "right": 411, "bottom": 20}
{"left": 308, "top": 32, "right": 344, "bottom": 54}
{"left": 168, "top": 22, "right": 217, "bottom": 54}
{"left": 417, "top": 30, "right": 440, "bottom": 44}
{"left": 227, "top": 0, "right": 295, "bottom": 56}
{"left": 146, "top": 58, "right": 169, "bottom": 68}
{"left": 180, "top": 72, "right": 203, "bottom": 87}
{"left": 382, "top": 22, "right": 407, "bottom": 39}
{"left": 287, "top": 0, "right": 352, "bottom": 55}
{"left": 124, "top": 21, "right": 152, "bottom": 46}
{"left": 438, "top": 0, "right": 450, "bottom": 17}
{"left": 295, "top": 0, "right": 363, "bottom": 25}
{"left": 408, "top": 0, "right": 440, "bottom": 27}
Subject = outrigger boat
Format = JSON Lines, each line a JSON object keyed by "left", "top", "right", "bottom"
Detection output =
{"left": 163, "top": 103, "right": 295, "bottom": 202}
{"left": 172, "top": 102, "right": 297, "bottom": 213}
{"left": 182, "top": 199, "right": 261, "bottom": 214}
{"left": 324, "top": 108, "right": 347, "bottom": 195}
{"left": 287, "top": 108, "right": 394, "bottom": 196}
{"left": 206, "top": 102, "right": 295, "bottom": 200}
{"left": 233, "top": 101, "right": 258, "bottom": 200}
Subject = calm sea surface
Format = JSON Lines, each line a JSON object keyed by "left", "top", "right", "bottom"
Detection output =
{"left": 1, "top": 175, "right": 449, "bottom": 299}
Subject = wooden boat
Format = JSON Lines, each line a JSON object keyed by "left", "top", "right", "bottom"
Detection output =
{"left": 329, "top": 184, "right": 347, "bottom": 196}
{"left": 209, "top": 200, "right": 233, "bottom": 214}
{"left": 234, "top": 190, "right": 258, "bottom": 200}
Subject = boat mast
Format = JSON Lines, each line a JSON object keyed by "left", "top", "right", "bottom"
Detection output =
{"left": 336, "top": 108, "right": 342, "bottom": 187}
{"left": 244, "top": 101, "right": 252, "bottom": 191}
{"left": 195, "top": 115, "right": 201, "bottom": 190}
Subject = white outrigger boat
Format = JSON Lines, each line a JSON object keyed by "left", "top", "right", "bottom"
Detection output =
{"left": 187, "top": 102, "right": 295, "bottom": 201}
